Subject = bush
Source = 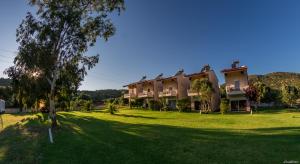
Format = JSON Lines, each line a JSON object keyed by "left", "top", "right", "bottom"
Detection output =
{"left": 149, "top": 100, "right": 162, "bottom": 111}
{"left": 108, "top": 103, "right": 117, "bottom": 114}
{"left": 119, "top": 97, "right": 129, "bottom": 106}
{"left": 220, "top": 98, "right": 229, "bottom": 114}
{"left": 129, "top": 99, "right": 144, "bottom": 108}
{"left": 83, "top": 100, "right": 93, "bottom": 111}
{"left": 176, "top": 98, "right": 191, "bottom": 112}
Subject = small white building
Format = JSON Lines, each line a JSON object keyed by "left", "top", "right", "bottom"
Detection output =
{"left": 0, "top": 99, "right": 5, "bottom": 113}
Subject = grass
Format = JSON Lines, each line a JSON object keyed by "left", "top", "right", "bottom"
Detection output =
{"left": 0, "top": 108, "right": 300, "bottom": 164}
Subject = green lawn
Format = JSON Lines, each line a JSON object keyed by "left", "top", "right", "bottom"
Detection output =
{"left": 1, "top": 108, "right": 300, "bottom": 164}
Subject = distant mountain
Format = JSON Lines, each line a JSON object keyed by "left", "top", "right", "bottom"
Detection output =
{"left": 249, "top": 72, "right": 300, "bottom": 89}
{"left": 0, "top": 78, "right": 11, "bottom": 87}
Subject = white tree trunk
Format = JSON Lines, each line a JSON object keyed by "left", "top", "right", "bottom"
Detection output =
{"left": 48, "top": 76, "right": 58, "bottom": 128}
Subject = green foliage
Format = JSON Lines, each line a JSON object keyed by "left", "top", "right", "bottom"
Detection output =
{"left": 83, "top": 100, "right": 93, "bottom": 111}
{"left": 107, "top": 102, "right": 117, "bottom": 114}
{"left": 281, "top": 85, "right": 299, "bottom": 107}
{"left": 220, "top": 84, "right": 227, "bottom": 98}
{"left": 176, "top": 99, "right": 191, "bottom": 112}
{"left": 129, "top": 99, "right": 144, "bottom": 108}
{"left": 249, "top": 72, "right": 300, "bottom": 91}
{"left": 191, "top": 79, "right": 214, "bottom": 112}
{"left": 244, "top": 84, "right": 258, "bottom": 103}
{"left": 8, "top": 0, "right": 124, "bottom": 126}
{"left": 78, "top": 89, "right": 126, "bottom": 102}
{"left": 253, "top": 81, "right": 278, "bottom": 103}
{"left": 220, "top": 98, "right": 229, "bottom": 114}
{"left": 149, "top": 100, "right": 162, "bottom": 111}
{"left": 69, "top": 95, "right": 94, "bottom": 111}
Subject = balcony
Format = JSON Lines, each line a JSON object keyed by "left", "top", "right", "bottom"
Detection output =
{"left": 123, "top": 93, "right": 137, "bottom": 98}
{"left": 138, "top": 91, "right": 154, "bottom": 98}
{"left": 187, "top": 89, "right": 201, "bottom": 97}
{"left": 226, "top": 86, "right": 248, "bottom": 95}
{"left": 159, "top": 90, "right": 177, "bottom": 97}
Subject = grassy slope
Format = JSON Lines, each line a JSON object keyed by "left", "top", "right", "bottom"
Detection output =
{"left": 1, "top": 109, "right": 300, "bottom": 164}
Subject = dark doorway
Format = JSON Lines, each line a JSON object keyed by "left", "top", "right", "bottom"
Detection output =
{"left": 231, "top": 100, "right": 247, "bottom": 111}
{"left": 194, "top": 101, "right": 200, "bottom": 110}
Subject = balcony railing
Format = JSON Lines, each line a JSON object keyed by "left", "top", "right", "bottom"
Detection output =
{"left": 226, "top": 86, "right": 248, "bottom": 95}
{"left": 159, "top": 90, "right": 177, "bottom": 97}
{"left": 138, "top": 91, "right": 154, "bottom": 98}
{"left": 124, "top": 93, "right": 137, "bottom": 98}
{"left": 187, "top": 89, "right": 201, "bottom": 96}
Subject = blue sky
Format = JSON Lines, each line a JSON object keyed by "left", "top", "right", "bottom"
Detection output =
{"left": 0, "top": 0, "right": 300, "bottom": 90}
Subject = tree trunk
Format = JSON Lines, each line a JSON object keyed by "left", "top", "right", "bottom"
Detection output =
{"left": 49, "top": 78, "right": 58, "bottom": 128}
{"left": 49, "top": 96, "right": 57, "bottom": 128}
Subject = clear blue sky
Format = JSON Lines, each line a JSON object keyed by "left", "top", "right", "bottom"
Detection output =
{"left": 0, "top": 0, "right": 300, "bottom": 90}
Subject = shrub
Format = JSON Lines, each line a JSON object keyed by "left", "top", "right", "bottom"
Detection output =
{"left": 83, "top": 100, "right": 93, "bottom": 111}
{"left": 220, "top": 98, "right": 229, "bottom": 114}
{"left": 108, "top": 103, "right": 117, "bottom": 114}
{"left": 176, "top": 98, "right": 191, "bottom": 112}
{"left": 149, "top": 100, "right": 162, "bottom": 111}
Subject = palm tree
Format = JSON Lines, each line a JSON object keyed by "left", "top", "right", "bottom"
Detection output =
{"left": 191, "top": 79, "right": 214, "bottom": 112}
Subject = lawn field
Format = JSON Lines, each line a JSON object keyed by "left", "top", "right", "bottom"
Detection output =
{"left": 0, "top": 109, "right": 300, "bottom": 164}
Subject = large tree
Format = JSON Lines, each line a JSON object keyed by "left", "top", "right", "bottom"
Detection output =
{"left": 191, "top": 79, "right": 214, "bottom": 112}
{"left": 11, "top": 0, "right": 124, "bottom": 127}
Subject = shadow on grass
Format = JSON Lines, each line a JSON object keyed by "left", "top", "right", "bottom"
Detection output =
{"left": 0, "top": 115, "right": 48, "bottom": 164}
{"left": 1, "top": 112, "right": 300, "bottom": 164}
{"left": 113, "top": 113, "right": 157, "bottom": 119}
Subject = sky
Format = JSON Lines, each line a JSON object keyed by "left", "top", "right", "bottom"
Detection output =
{"left": 0, "top": 0, "right": 300, "bottom": 90}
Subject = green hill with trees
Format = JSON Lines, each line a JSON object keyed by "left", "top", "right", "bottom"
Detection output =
{"left": 249, "top": 72, "right": 300, "bottom": 90}
{"left": 78, "top": 89, "right": 126, "bottom": 102}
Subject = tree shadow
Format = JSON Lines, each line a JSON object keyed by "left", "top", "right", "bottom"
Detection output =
{"left": 0, "top": 112, "right": 300, "bottom": 164}
{"left": 0, "top": 115, "right": 47, "bottom": 164}
{"left": 113, "top": 113, "right": 157, "bottom": 119}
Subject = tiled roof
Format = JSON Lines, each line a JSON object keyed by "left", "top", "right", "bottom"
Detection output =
{"left": 221, "top": 66, "right": 247, "bottom": 73}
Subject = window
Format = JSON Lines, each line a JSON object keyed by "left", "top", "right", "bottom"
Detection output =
{"left": 148, "top": 89, "right": 150, "bottom": 92}
{"left": 234, "top": 80, "right": 240, "bottom": 90}
{"left": 169, "top": 87, "right": 172, "bottom": 91}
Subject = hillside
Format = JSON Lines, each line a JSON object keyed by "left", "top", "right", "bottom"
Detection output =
{"left": 0, "top": 78, "right": 11, "bottom": 87}
{"left": 249, "top": 72, "right": 300, "bottom": 89}
{"left": 78, "top": 89, "right": 126, "bottom": 102}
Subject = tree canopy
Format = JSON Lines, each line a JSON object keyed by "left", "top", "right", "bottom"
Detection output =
{"left": 6, "top": 0, "right": 124, "bottom": 127}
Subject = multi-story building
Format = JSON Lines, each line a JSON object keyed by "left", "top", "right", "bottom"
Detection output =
{"left": 186, "top": 65, "right": 220, "bottom": 111}
{"left": 124, "top": 66, "right": 221, "bottom": 111}
{"left": 221, "top": 61, "right": 250, "bottom": 111}
{"left": 124, "top": 74, "right": 163, "bottom": 107}
{"left": 157, "top": 69, "right": 190, "bottom": 109}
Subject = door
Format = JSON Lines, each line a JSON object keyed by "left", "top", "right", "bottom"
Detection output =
{"left": 194, "top": 101, "right": 200, "bottom": 110}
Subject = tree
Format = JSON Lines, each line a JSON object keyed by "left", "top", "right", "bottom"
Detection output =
{"left": 191, "top": 79, "right": 214, "bottom": 112}
{"left": 5, "top": 66, "right": 48, "bottom": 112}
{"left": 281, "top": 85, "right": 298, "bottom": 108}
{"left": 220, "top": 98, "right": 229, "bottom": 115}
{"left": 253, "top": 81, "right": 275, "bottom": 104}
{"left": 244, "top": 84, "right": 258, "bottom": 109}
{"left": 11, "top": 0, "right": 124, "bottom": 127}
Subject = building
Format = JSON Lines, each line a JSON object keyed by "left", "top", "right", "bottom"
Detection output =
{"left": 157, "top": 69, "right": 189, "bottom": 109}
{"left": 185, "top": 65, "right": 220, "bottom": 111}
{"left": 221, "top": 61, "right": 250, "bottom": 111}
{"left": 124, "top": 74, "right": 163, "bottom": 107}
{"left": 124, "top": 66, "right": 221, "bottom": 111}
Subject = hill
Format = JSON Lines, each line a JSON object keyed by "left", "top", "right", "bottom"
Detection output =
{"left": 249, "top": 72, "right": 300, "bottom": 89}
{"left": 0, "top": 78, "right": 11, "bottom": 87}
{"left": 78, "top": 89, "right": 126, "bottom": 102}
